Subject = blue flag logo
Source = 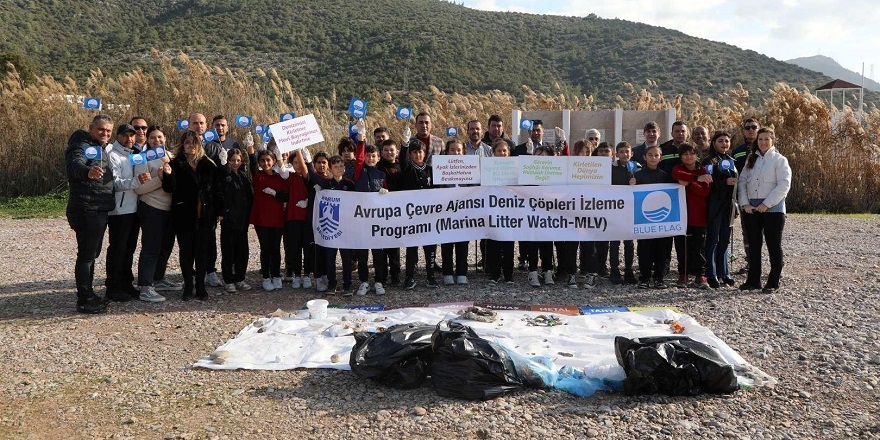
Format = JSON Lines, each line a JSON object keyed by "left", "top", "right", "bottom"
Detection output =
{"left": 83, "top": 98, "right": 101, "bottom": 110}
{"left": 348, "top": 98, "right": 367, "bottom": 119}
{"left": 633, "top": 189, "right": 681, "bottom": 225}
{"left": 520, "top": 119, "right": 533, "bottom": 131}
{"left": 626, "top": 160, "right": 639, "bottom": 173}
{"left": 719, "top": 159, "right": 734, "bottom": 171}
{"left": 280, "top": 112, "right": 296, "bottom": 121}
{"left": 83, "top": 145, "right": 102, "bottom": 160}
{"left": 202, "top": 129, "right": 218, "bottom": 143}
{"left": 235, "top": 115, "right": 252, "bottom": 127}
{"left": 446, "top": 127, "right": 458, "bottom": 137}
{"left": 395, "top": 107, "right": 412, "bottom": 120}
{"left": 129, "top": 153, "right": 147, "bottom": 166}
{"left": 705, "top": 164, "right": 714, "bottom": 175}
{"left": 254, "top": 125, "right": 265, "bottom": 134}
{"left": 144, "top": 146, "right": 167, "bottom": 162}
{"left": 177, "top": 119, "right": 189, "bottom": 130}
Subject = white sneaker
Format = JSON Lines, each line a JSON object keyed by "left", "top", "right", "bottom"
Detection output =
{"left": 205, "top": 272, "right": 222, "bottom": 287}
{"left": 544, "top": 270, "right": 555, "bottom": 285}
{"left": 528, "top": 271, "right": 541, "bottom": 288}
{"left": 456, "top": 275, "right": 468, "bottom": 285}
{"left": 316, "top": 276, "right": 328, "bottom": 293}
{"left": 224, "top": 283, "right": 237, "bottom": 293}
{"left": 139, "top": 286, "right": 166, "bottom": 303}
{"left": 356, "top": 282, "right": 370, "bottom": 296}
{"left": 302, "top": 276, "right": 313, "bottom": 289}
{"left": 272, "top": 277, "right": 283, "bottom": 290}
{"left": 374, "top": 282, "right": 386, "bottom": 296}
{"left": 262, "top": 278, "right": 275, "bottom": 291}
{"left": 442, "top": 275, "right": 455, "bottom": 286}
{"left": 568, "top": 274, "right": 578, "bottom": 288}
{"left": 291, "top": 276, "right": 302, "bottom": 289}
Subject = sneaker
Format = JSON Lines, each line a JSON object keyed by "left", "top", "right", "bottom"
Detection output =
{"left": 739, "top": 283, "right": 760, "bottom": 291}
{"left": 676, "top": 275, "right": 688, "bottom": 288}
{"left": 342, "top": 285, "right": 354, "bottom": 297}
{"left": 722, "top": 277, "right": 736, "bottom": 287}
{"left": 695, "top": 276, "right": 709, "bottom": 290}
{"left": 624, "top": 271, "right": 638, "bottom": 284}
{"left": 139, "top": 286, "right": 166, "bottom": 303}
{"left": 637, "top": 281, "right": 651, "bottom": 289}
{"left": 374, "top": 282, "right": 386, "bottom": 296}
{"left": 456, "top": 275, "right": 468, "bottom": 285}
{"left": 443, "top": 275, "right": 455, "bottom": 286}
{"left": 316, "top": 276, "right": 328, "bottom": 293}
{"left": 235, "top": 281, "right": 252, "bottom": 291}
{"left": 302, "top": 277, "right": 313, "bottom": 289}
{"left": 153, "top": 279, "right": 183, "bottom": 292}
{"left": 224, "top": 283, "right": 237, "bottom": 293}
{"left": 262, "top": 278, "right": 275, "bottom": 291}
{"left": 528, "top": 271, "right": 541, "bottom": 288}
{"left": 584, "top": 273, "right": 597, "bottom": 289}
{"left": 272, "top": 277, "right": 283, "bottom": 290}
{"left": 505, "top": 279, "right": 515, "bottom": 285}
{"left": 77, "top": 295, "right": 108, "bottom": 314}
{"left": 205, "top": 272, "right": 222, "bottom": 287}
{"left": 326, "top": 282, "right": 338, "bottom": 295}
{"left": 707, "top": 277, "right": 721, "bottom": 289}
{"left": 544, "top": 270, "right": 555, "bottom": 285}
{"left": 356, "top": 282, "right": 370, "bottom": 296}
{"left": 488, "top": 278, "right": 499, "bottom": 286}
{"left": 654, "top": 280, "right": 669, "bottom": 289}
{"left": 425, "top": 278, "right": 439, "bottom": 289}
{"left": 291, "top": 276, "right": 302, "bottom": 289}
{"left": 404, "top": 278, "right": 417, "bottom": 290}
{"left": 761, "top": 285, "right": 779, "bottom": 294}
{"left": 567, "top": 274, "right": 578, "bottom": 288}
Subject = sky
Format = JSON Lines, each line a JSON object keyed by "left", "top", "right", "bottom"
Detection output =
{"left": 459, "top": 0, "right": 880, "bottom": 81}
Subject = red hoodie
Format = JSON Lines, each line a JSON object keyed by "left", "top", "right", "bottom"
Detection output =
{"left": 672, "top": 164, "right": 711, "bottom": 227}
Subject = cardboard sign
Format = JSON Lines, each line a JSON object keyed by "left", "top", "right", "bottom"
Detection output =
{"left": 432, "top": 155, "right": 481, "bottom": 185}
{"left": 269, "top": 114, "right": 325, "bottom": 154}
{"left": 518, "top": 156, "right": 568, "bottom": 186}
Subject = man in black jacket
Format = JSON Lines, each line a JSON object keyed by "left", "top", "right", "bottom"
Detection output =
{"left": 66, "top": 114, "right": 116, "bottom": 314}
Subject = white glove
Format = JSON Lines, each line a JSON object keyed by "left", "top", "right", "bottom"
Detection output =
{"left": 302, "top": 148, "right": 312, "bottom": 163}
{"left": 554, "top": 127, "right": 566, "bottom": 143}
{"left": 378, "top": 188, "right": 388, "bottom": 195}
{"left": 525, "top": 139, "right": 534, "bottom": 154}
{"left": 295, "top": 199, "right": 308, "bottom": 208}
{"left": 245, "top": 132, "right": 254, "bottom": 148}
{"left": 218, "top": 147, "right": 228, "bottom": 165}
{"left": 313, "top": 184, "right": 322, "bottom": 192}
{"left": 402, "top": 126, "right": 412, "bottom": 143}
{"left": 262, "top": 187, "right": 277, "bottom": 196}
{"left": 278, "top": 168, "right": 290, "bottom": 180}
{"left": 355, "top": 119, "right": 366, "bottom": 142}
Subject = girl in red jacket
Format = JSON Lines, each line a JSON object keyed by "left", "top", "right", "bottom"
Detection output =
{"left": 283, "top": 150, "right": 312, "bottom": 290}
{"left": 250, "top": 149, "right": 288, "bottom": 291}
{"left": 671, "top": 143, "right": 713, "bottom": 289}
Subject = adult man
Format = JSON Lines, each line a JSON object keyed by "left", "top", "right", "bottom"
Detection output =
{"left": 400, "top": 112, "right": 444, "bottom": 167}
{"left": 513, "top": 120, "right": 545, "bottom": 156}
{"left": 104, "top": 124, "right": 142, "bottom": 301}
{"left": 188, "top": 112, "right": 224, "bottom": 287}
{"left": 659, "top": 121, "right": 688, "bottom": 174}
{"left": 732, "top": 118, "right": 760, "bottom": 274}
{"left": 464, "top": 120, "right": 491, "bottom": 156}
{"left": 65, "top": 115, "right": 116, "bottom": 314}
{"left": 481, "top": 114, "right": 515, "bottom": 153}
{"left": 373, "top": 127, "right": 391, "bottom": 147}
{"left": 632, "top": 121, "right": 661, "bottom": 165}
{"left": 692, "top": 126, "right": 711, "bottom": 162}
{"left": 130, "top": 116, "right": 149, "bottom": 151}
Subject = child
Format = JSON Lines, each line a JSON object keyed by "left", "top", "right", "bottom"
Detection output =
{"left": 671, "top": 143, "right": 713, "bottom": 289}
{"left": 439, "top": 140, "right": 470, "bottom": 285}
{"left": 352, "top": 142, "right": 389, "bottom": 296}
{"left": 632, "top": 145, "right": 674, "bottom": 289}
{"left": 610, "top": 142, "right": 639, "bottom": 284}
{"left": 219, "top": 148, "right": 253, "bottom": 293}
{"left": 337, "top": 138, "right": 357, "bottom": 180}
{"left": 283, "top": 149, "right": 313, "bottom": 289}
{"left": 523, "top": 146, "right": 556, "bottom": 287}
{"left": 573, "top": 139, "right": 600, "bottom": 287}
{"left": 377, "top": 139, "right": 402, "bottom": 285}
{"left": 250, "top": 149, "right": 288, "bottom": 291}
{"left": 307, "top": 151, "right": 331, "bottom": 291}
{"left": 485, "top": 139, "right": 516, "bottom": 285}
{"left": 590, "top": 142, "right": 614, "bottom": 278}
{"left": 400, "top": 142, "right": 438, "bottom": 289}
{"left": 316, "top": 155, "right": 356, "bottom": 294}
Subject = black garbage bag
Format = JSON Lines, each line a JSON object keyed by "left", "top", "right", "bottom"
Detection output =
{"left": 430, "top": 320, "right": 524, "bottom": 400}
{"left": 614, "top": 335, "right": 739, "bottom": 396}
{"left": 349, "top": 322, "right": 435, "bottom": 389}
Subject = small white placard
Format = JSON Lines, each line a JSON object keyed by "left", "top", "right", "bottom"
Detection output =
{"left": 567, "top": 156, "right": 612, "bottom": 185}
{"left": 270, "top": 114, "right": 325, "bottom": 154}
{"left": 518, "top": 156, "right": 568, "bottom": 186}
{"left": 480, "top": 157, "right": 520, "bottom": 186}
{"left": 433, "top": 155, "right": 481, "bottom": 185}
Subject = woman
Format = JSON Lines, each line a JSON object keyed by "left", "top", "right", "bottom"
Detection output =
{"left": 737, "top": 127, "right": 791, "bottom": 293}
{"left": 133, "top": 126, "right": 173, "bottom": 302}
{"left": 703, "top": 131, "right": 739, "bottom": 289}
{"left": 161, "top": 130, "right": 224, "bottom": 300}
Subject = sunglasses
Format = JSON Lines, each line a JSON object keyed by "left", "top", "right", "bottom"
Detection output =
{"left": 743, "top": 125, "right": 758, "bottom": 130}
{"left": 133, "top": 125, "right": 148, "bottom": 131}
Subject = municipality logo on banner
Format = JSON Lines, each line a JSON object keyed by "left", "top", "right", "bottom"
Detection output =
{"left": 633, "top": 189, "right": 681, "bottom": 225}
{"left": 317, "top": 196, "right": 342, "bottom": 240}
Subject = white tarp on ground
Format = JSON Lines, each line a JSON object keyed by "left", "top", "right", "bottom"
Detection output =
{"left": 194, "top": 307, "right": 776, "bottom": 388}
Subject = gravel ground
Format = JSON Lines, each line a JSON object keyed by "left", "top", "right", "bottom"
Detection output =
{"left": 0, "top": 214, "right": 879, "bottom": 439}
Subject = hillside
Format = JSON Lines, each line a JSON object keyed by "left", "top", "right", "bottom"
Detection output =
{"left": 0, "top": 0, "right": 867, "bottom": 106}
{"left": 786, "top": 55, "right": 880, "bottom": 92}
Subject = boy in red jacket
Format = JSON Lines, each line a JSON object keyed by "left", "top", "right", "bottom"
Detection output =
{"left": 671, "top": 143, "right": 713, "bottom": 289}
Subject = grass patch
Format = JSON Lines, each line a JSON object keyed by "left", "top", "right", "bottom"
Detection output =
{"left": 0, "top": 192, "right": 67, "bottom": 219}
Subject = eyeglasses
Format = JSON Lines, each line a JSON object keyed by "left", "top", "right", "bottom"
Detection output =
{"left": 134, "top": 126, "right": 148, "bottom": 131}
{"left": 587, "top": 137, "right": 598, "bottom": 141}
{"left": 743, "top": 125, "right": 758, "bottom": 130}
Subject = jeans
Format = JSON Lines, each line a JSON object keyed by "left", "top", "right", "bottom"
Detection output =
{"left": 136, "top": 202, "right": 169, "bottom": 287}
{"left": 743, "top": 212, "right": 786, "bottom": 288}
{"left": 67, "top": 208, "right": 108, "bottom": 299}
{"left": 221, "top": 225, "right": 249, "bottom": 284}
{"left": 154, "top": 217, "right": 176, "bottom": 281}
{"left": 106, "top": 213, "right": 139, "bottom": 292}
{"left": 705, "top": 221, "right": 733, "bottom": 279}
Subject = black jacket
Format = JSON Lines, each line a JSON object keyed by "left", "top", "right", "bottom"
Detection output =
{"left": 634, "top": 167, "right": 673, "bottom": 185}
{"left": 703, "top": 151, "right": 739, "bottom": 227}
{"left": 399, "top": 162, "right": 433, "bottom": 191}
{"left": 65, "top": 129, "right": 115, "bottom": 212}
{"left": 162, "top": 155, "right": 224, "bottom": 232}
{"left": 220, "top": 168, "right": 253, "bottom": 230}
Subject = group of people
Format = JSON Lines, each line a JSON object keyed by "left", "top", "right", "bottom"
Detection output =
{"left": 65, "top": 112, "right": 791, "bottom": 314}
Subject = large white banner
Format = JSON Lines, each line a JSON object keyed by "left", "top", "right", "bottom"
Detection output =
{"left": 313, "top": 184, "right": 687, "bottom": 249}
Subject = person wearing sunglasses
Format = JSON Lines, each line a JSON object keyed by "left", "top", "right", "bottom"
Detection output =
{"left": 130, "top": 116, "right": 149, "bottom": 150}
{"left": 732, "top": 118, "right": 761, "bottom": 275}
